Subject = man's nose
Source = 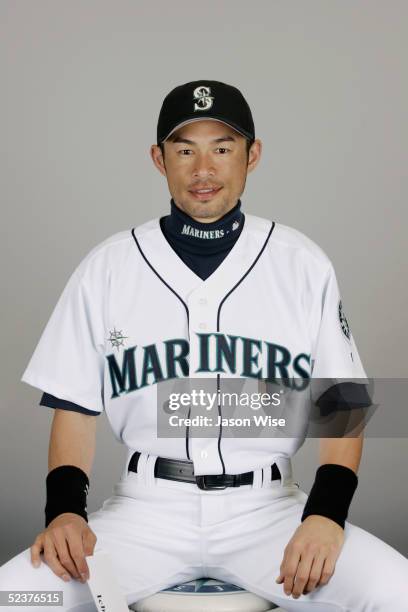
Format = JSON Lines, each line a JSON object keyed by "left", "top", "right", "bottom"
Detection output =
{"left": 192, "top": 152, "right": 215, "bottom": 177}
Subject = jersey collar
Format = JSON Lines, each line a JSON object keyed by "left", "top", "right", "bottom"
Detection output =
{"left": 132, "top": 213, "right": 275, "bottom": 313}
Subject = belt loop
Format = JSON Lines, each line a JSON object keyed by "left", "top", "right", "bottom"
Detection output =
{"left": 123, "top": 448, "right": 136, "bottom": 481}
{"left": 252, "top": 468, "right": 263, "bottom": 489}
{"left": 145, "top": 455, "right": 158, "bottom": 486}
{"left": 276, "top": 457, "right": 294, "bottom": 487}
{"left": 133, "top": 452, "right": 149, "bottom": 485}
{"left": 260, "top": 467, "right": 269, "bottom": 489}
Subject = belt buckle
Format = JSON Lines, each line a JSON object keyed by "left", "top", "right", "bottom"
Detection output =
{"left": 195, "top": 475, "right": 227, "bottom": 490}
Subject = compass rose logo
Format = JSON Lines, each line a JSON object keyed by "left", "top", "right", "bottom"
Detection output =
{"left": 107, "top": 327, "right": 128, "bottom": 352}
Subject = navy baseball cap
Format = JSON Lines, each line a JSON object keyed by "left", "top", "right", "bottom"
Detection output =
{"left": 157, "top": 80, "right": 255, "bottom": 144}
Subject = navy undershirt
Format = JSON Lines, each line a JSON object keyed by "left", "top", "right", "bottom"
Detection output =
{"left": 159, "top": 198, "right": 245, "bottom": 280}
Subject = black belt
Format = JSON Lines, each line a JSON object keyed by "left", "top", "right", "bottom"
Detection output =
{"left": 128, "top": 451, "right": 281, "bottom": 490}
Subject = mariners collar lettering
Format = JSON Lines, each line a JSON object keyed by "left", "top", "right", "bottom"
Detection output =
{"left": 164, "top": 198, "right": 243, "bottom": 246}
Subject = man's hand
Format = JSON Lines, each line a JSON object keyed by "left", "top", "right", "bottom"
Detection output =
{"left": 275, "top": 515, "right": 344, "bottom": 599}
{"left": 30, "top": 513, "right": 97, "bottom": 583}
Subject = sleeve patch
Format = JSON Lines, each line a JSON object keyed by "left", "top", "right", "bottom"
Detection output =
{"left": 338, "top": 299, "right": 351, "bottom": 341}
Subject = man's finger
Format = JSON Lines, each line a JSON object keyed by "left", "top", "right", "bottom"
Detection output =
{"left": 292, "top": 552, "right": 315, "bottom": 598}
{"left": 83, "top": 530, "right": 97, "bottom": 556}
{"left": 303, "top": 553, "right": 326, "bottom": 594}
{"left": 275, "top": 549, "right": 289, "bottom": 584}
{"left": 281, "top": 548, "right": 301, "bottom": 596}
{"left": 65, "top": 527, "right": 90, "bottom": 580}
{"left": 43, "top": 536, "right": 72, "bottom": 582}
{"left": 51, "top": 530, "right": 81, "bottom": 580}
{"left": 318, "top": 550, "right": 337, "bottom": 585}
{"left": 30, "top": 536, "right": 44, "bottom": 568}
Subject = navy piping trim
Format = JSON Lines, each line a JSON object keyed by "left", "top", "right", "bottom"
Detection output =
{"left": 131, "top": 228, "right": 190, "bottom": 329}
{"left": 217, "top": 221, "right": 275, "bottom": 330}
{"left": 216, "top": 372, "right": 226, "bottom": 473}
{"left": 131, "top": 228, "right": 191, "bottom": 460}
{"left": 185, "top": 405, "right": 191, "bottom": 460}
{"left": 216, "top": 221, "right": 276, "bottom": 475}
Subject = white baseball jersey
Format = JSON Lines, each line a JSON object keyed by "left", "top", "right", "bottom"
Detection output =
{"left": 21, "top": 213, "right": 368, "bottom": 476}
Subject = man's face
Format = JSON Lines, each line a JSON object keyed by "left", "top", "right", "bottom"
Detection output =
{"left": 151, "top": 120, "right": 261, "bottom": 222}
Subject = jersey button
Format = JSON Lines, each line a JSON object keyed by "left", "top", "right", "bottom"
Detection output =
{"left": 199, "top": 298, "right": 207, "bottom": 305}
{"left": 200, "top": 450, "right": 208, "bottom": 459}
{"left": 199, "top": 322, "right": 207, "bottom": 330}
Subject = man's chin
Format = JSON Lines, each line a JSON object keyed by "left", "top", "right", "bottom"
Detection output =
{"left": 179, "top": 193, "right": 231, "bottom": 220}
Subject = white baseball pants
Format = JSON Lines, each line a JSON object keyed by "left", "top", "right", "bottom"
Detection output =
{"left": 1, "top": 453, "right": 407, "bottom": 611}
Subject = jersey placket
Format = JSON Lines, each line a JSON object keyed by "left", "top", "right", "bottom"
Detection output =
{"left": 187, "top": 291, "right": 222, "bottom": 475}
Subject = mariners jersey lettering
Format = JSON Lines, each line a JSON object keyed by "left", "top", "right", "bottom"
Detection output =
{"left": 21, "top": 213, "right": 368, "bottom": 476}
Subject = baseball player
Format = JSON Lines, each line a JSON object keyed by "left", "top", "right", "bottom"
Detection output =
{"left": 1, "top": 80, "right": 407, "bottom": 611}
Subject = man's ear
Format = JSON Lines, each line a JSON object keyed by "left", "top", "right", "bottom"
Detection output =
{"left": 247, "top": 139, "right": 262, "bottom": 174}
{"left": 150, "top": 144, "right": 166, "bottom": 176}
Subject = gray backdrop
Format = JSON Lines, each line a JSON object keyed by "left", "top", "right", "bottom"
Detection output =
{"left": 1, "top": 0, "right": 407, "bottom": 565}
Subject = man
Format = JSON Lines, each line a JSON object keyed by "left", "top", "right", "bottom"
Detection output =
{"left": 1, "top": 80, "right": 407, "bottom": 611}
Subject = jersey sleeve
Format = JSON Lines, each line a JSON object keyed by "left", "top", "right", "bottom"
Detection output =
{"left": 21, "top": 258, "right": 106, "bottom": 414}
{"left": 309, "top": 262, "right": 372, "bottom": 412}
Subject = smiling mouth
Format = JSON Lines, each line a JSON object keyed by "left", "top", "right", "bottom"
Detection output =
{"left": 189, "top": 186, "right": 223, "bottom": 200}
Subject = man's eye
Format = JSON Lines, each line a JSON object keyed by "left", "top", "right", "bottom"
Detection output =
{"left": 177, "top": 147, "right": 230, "bottom": 155}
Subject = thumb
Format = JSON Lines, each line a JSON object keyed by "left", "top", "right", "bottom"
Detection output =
{"left": 275, "top": 574, "right": 284, "bottom": 583}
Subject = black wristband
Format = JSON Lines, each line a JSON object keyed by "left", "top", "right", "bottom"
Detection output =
{"left": 45, "top": 465, "right": 89, "bottom": 528}
{"left": 300, "top": 463, "right": 358, "bottom": 529}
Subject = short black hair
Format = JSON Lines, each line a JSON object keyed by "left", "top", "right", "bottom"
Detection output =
{"left": 159, "top": 137, "right": 255, "bottom": 160}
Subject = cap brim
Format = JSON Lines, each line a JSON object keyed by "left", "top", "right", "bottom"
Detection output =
{"left": 161, "top": 117, "right": 252, "bottom": 142}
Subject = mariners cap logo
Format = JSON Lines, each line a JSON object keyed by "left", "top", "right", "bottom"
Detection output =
{"left": 338, "top": 300, "right": 351, "bottom": 340}
{"left": 193, "top": 85, "right": 214, "bottom": 111}
{"left": 157, "top": 80, "right": 255, "bottom": 144}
